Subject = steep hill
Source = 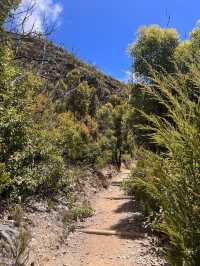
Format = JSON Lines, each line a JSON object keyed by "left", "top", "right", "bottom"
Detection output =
{"left": 0, "top": 32, "right": 133, "bottom": 264}
{"left": 10, "top": 34, "right": 127, "bottom": 103}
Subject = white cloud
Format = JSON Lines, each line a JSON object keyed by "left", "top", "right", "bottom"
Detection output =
{"left": 120, "top": 70, "right": 138, "bottom": 84}
{"left": 15, "top": 0, "right": 63, "bottom": 33}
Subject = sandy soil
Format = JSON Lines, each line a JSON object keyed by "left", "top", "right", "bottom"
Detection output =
{"left": 36, "top": 168, "right": 166, "bottom": 266}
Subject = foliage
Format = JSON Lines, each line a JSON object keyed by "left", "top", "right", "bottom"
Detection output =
{"left": 124, "top": 65, "right": 200, "bottom": 265}
{"left": 129, "top": 25, "right": 179, "bottom": 79}
{"left": 96, "top": 102, "right": 133, "bottom": 169}
{"left": 0, "top": 14, "right": 129, "bottom": 202}
{"left": 0, "top": 44, "right": 70, "bottom": 198}
{"left": 190, "top": 21, "right": 200, "bottom": 58}
{"left": 128, "top": 22, "right": 200, "bottom": 148}
{"left": 0, "top": 42, "right": 129, "bottom": 201}
{"left": 63, "top": 79, "right": 95, "bottom": 119}
{"left": 128, "top": 26, "right": 180, "bottom": 147}
{"left": 11, "top": 205, "right": 24, "bottom": 227}
{"left": 15, "top": 227, "right": 30, "bottom": 266}
{"left": 63, "top": 202, "right": 94, "bottom": 234}
{"left": 173, "top": 41, "right": 192, "bottom": 72}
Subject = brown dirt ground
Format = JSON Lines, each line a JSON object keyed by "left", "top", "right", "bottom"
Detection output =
{"left": 29, "top": 168, "right": 166, "bottom": 266}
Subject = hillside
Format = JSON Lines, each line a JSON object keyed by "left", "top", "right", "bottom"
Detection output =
{"left": 0, "top": 30, "right": 134, "bottom": 264}
{"left": 2, "top": 1, "right": 200, "bottom": 265}
{"left": 10, "top": 33, "right": 127, "bottom": 103}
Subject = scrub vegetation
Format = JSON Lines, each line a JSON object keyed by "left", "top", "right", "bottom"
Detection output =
{"left": 124, "top": 23, "right": 200, "bottom": 265}
{"left": 1, "top": 1, "right": 200, "bottom": 265}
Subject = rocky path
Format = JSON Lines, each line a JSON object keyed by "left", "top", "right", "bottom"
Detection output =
{"left": 54, "top": 168, "right": 165, "bottom": 266}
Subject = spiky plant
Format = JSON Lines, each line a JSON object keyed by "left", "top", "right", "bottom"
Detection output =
{"left": 0, "top": 224, "right": 30, "bottom": 266}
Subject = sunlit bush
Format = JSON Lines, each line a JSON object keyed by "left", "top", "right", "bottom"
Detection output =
{"left": 124, "top": 65, "right": 200, "bottom": 265}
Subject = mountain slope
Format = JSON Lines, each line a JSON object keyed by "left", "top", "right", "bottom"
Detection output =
{"left": 11, "top": 34, "right": 127, "bottom": 103}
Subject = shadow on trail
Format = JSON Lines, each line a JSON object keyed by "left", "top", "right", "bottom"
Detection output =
{"left": 110, "top": 199, "right": 146, "bottom": 240}
{"left": 114, "top": 200, "right": 135, "bottom": 213}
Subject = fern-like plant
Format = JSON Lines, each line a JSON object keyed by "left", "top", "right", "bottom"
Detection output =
{"left": 125, "top": 64, "right": 200, "bottom": 265}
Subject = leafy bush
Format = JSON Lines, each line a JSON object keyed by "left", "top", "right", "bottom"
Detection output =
{"left": 63, "top": 202, "right": 94, "bottom": 234}
{"left": 0, "top": 45, "right": 72, "bottom": 199}
{"left": 124, "top": 65, "right": 200, "bottom": 265}
{"left": 95, "top": 150, "right": 113, "bottom": 169}
{"left": 71, "top": 205, "right": 94, "bottom": 221}
{"left": 0, "top": 3, "right": 129, "bottom": 203}
{"left": 129, "top": 25, "right": 179, "bottom": 78}
{"left": 0, "top": 43, "right": 123, "bottom": 201}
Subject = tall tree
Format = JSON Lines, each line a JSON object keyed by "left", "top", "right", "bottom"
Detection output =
{"left": 129, "top": 25, "right": 179, "bottom": 79}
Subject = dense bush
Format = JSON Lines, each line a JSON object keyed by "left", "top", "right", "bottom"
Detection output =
{"left": 124, "top": 65, "right": 200, "bottom": 265}
{"left": 129, "top": 25, "right": 179, "bottom": 78}
{"left": 0, "top": 36, "right": 129, "bottom": 202}
{"left": 128, "top": 22, "right": 200, "bottom": 149}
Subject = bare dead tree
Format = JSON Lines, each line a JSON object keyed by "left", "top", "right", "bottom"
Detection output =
{"left": 0, "top": 0, "right": 58, "bottom": 45}
{"left": 37, "top": 38, "right": 47, "bottom": 75}
{"left": 0, "top": 0, "right": 63, "bottom": 79}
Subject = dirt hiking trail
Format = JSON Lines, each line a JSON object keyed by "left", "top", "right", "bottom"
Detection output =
{"left": 34, "top": 167, "right": 165, "bottom": 266}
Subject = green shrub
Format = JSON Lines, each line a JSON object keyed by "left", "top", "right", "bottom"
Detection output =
{"left": 124, "top": 65, "right": 200, "bottom": 265}
{"left": 71, "top": 205, "right": 94, "bottom": 221}
{"left": 0, "top": 8, "right": 130, "bottom": 204}
{"left": 0, "top": 163, "right": 12, "bottom": 193}
{"left": 63, "top": 202, "right": 94, "bottom": 234}
{"left": 0, "top": 45, "right": 72, "bottom": 199}
{"left": 95, "top": 150, "right": 112, "bottom": 169}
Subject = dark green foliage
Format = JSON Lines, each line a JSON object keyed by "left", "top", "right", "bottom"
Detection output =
{"left": 0, "top": 46, "right": 71, "bottom": 198}
{"left": 96, "top": 102, "right": 133, "bottom": 170}
{"left": 112, "top": 105, "right": 126, "bottom": 169}
{"left": 64, "top": 80, "right": 94, "bottom": 119}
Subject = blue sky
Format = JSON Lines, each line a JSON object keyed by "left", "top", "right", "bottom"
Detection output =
{"left": 37, "top": 0, "right": 200, "bottom": 80}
